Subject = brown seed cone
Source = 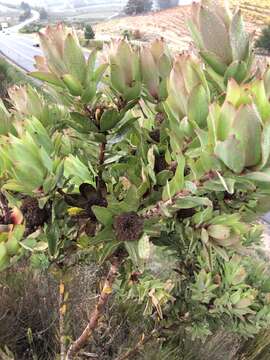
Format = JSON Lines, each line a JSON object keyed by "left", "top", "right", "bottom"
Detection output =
{"left": 20, "top": 197, "right": 49, "bottom": 232}
{"left": 114, "top": 212, "right": 144, "bottom": 242}
{"left": 154, "top": 154, "right": 168, "bottom": 173}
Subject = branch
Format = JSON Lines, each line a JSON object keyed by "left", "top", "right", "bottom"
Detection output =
{"left": 141, "top": 189, "right": 191, "bottom": 219}
{"left": 141, "top": 172, "right": 216, "bottom": 219}
{"left": 65, "top": 256, "right": 124, "bottom": 359}
{"left": 59, "top": 276, "right": 67, "bottom": 360}
{"left": 0, "top": 191, "right": 9, "bottom": 223}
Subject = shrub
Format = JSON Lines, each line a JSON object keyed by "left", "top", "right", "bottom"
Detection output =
{"left": 256, "top": 25, "right": 270, "bottom": 51}
{"left": 19, "top": 9, "right": 31, "bottom": 22}
{"left": 84, "top": 24, "right": 95, "bottom": 40}
{"left": 39, "top": 8, "right": 48, "bottom": 20}
{"left": 125, "top": 0, "right": 153, "bottom": 15}
{"left": 19, "top": 22, "right": 43, "bottom": 34}
{"left": 1, "top": 3, "right": 270, "bottom": 360}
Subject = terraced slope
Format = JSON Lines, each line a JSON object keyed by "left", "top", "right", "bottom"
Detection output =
{"left": 232, "top": 0, "right": 270, "bottom": 27}
{"left": 94, "top": 1, "right": 270, "bottom": 52}
{"left": 95, "top": 5, "right": 193, "bottom": 51}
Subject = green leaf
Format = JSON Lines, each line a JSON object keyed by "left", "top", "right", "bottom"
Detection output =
{"left": 187, "top": 19, "right": 204, "bottom": 49}
{"left": 224, "top": 61, "right": 247, "bottom": 84}
{"left": 208, "top": 224, "right": 231, "bottom": 240}
{"left": 200, "top": 50, "right": 227, "bottom": 76}
{"left": 188, "top": 84, "right": 209, "bottom": 127}
{"left": 92, "top": 206, "right": 113, "bottom": 226}
{"left": 90, "top": 226, "right": 116, "bottom": 245}
{"left": 138, "top": 234, "right": 150, "bottom": 260}
{"left": 46, "top": 224, "right": 59, "bottom": 258}
{"left": 0, "top": 243, "right": 9, "bottom": 271}
{"left": 215, "top": 136, "right": 245, "bottom": 173}
{"left": 230, "top": 9, "right": 249, "bottom": 62}
{"left": 156, "top": 170, "right": 174, "bottom": 186}
{"left": 250, "top": 79, "right": 270, "bottom": 123}
{"left": 173, "top": 196, "right": 212, "bottom": 209}
{"left": 199, "top": 5, "right": 232, "bottom": 64}
{"left": 217, "top": 101, "right": 236, "bottom": 141}
{"left": 260, "top": 122, "right": 270, "bottom": 169}
{"left": 29, "top": 71, "right": 65, "bottom": 87}
{"left": 81, "top": 81, "right": 97, "bottom": 104}
{"left": 70, "top": 112, "right": 99, "bottom": 133}
{"left": 98, "top": 241, "right": 121, "bottom": 264}
{"left": 231, "top": 104, "right": 262, "bottom": 167}
{"left": 125, "top": 240, "right": 140, "bottom": 266}
{"left": 86, "top": 49, "right": 97, "bottom": 80}
{"left": 192, "top": 206, "right": 213, "bottom": 226}
{"left": 216, "top": 172, "right": 235, "bottom": 194}
{"left": 64, "top": 33, "right": 86, "bottom": 83}
{"left": 162, "top": 155, "right": 185, "bottom": 201}
{"left": 124, "top": 81, "right": 141, "bottom": 101}
{"left": 62, "top": 74, "right": 83, "bottom": 96}
{"left": 243, "top": 171, "right": 270, "bottom": 182}
{"left": 94, "top": 63, "right": 108, "bottom": 83}
{"left": 100, "top": 109, "right": 120, "bottom": 132}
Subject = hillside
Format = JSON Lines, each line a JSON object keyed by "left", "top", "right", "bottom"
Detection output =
{"left": 94, "top": 1, "right": 270, "bottom": 52}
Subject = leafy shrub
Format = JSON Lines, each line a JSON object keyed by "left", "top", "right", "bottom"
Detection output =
{"left": 255, "top": 25, "right": 270, "bottom": 51}
{"left": 84, "top": 24, "right": 95, "bottom": 40}
{"left": 19, "top": 22, "right": 43, "bottom": 34}
{"left": 1, "top": 2, "right": 270, "bottom": 359}
{"left": 39, "top": 8, "right": 48, "bottom": 20}
{"left": 19, "top": 9, "right": 31, "bottom": 22}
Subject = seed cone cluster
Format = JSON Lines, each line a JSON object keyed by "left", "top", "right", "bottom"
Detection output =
{"left": 114, "top": 212, "right": 144, "bottom": 241}
{"left": 149, "top": 129, "right": 160, "bottom": 143}
{"left": 154, "top": 154, "right": 168, "bottom": 173}
{"left": 20, "top": 197, "right": 49, "bottom": 232}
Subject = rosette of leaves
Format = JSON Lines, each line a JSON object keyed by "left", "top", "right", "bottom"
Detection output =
{"left": 207, "top": 79, "right": 270, "bottom": 175}
{"left": 30, "top": 24, "right": 107, "bottom": 105}
{"left": 188, "top": 0, "right": 253, "bottom": 90}
{"left": 140, "top": 39, "right": 172, "bottom": 103}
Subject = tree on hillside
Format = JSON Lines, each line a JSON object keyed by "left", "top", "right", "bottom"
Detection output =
{"left": 125, "top": 0, "right": 153, "bottom": 15}
{"left": 39, "top": 8, "right": 48, "bottom": 20}
{"left": 157, "top": 0, "right": 178, "bottom": 9}
{"left": 256, "top": 25, "right": 270, "bottom": 52}
{"left": 20, "top": 2, "right": 30, "bottom": 11}
{"left": 84, "top": 24, "right": 95, "bottom": 40}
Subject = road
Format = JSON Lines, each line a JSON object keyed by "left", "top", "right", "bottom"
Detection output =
{"left": 0, "top": 10, "right": 41, "bottom": 72}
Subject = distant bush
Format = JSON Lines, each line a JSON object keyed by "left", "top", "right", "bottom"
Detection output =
{"left": 255, "top": 25, "right": 270, "bottom": 52}
{"left": 39, "top": 8, "right": 48, "bottom": 20}
{"left": 19, "top": 22, "right": 43, "bottom": 34}
{"left": 20, "top": 1, "right": 31, "bottom": 12}
{"left": 19, "top": 9, "right": 31, "bottom": 22}
{"left": 84, "top": 24, "right": 95, "bottom": 40}
{"left": 122, "top": 29, "right": 143, "bottom": 40}
{"left": 125, "top": 0, "right": 153, "bottom": 15}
